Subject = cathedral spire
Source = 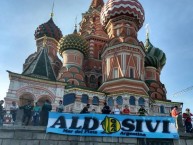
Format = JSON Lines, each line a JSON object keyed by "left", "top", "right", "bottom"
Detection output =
{"left": 90, "top": 0, "right": 104, "bottom": 9}
{"left": 50, "top": 1, "right": 55, "bottom": 18}
{"left": 73, "top": 17, "right": 78, "bottom": 34}
{"left": 145, "top": 24, "right": 150, "bottom": 40}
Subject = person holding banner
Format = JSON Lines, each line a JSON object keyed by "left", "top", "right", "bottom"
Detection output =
{"left": 122, "top": 105, "right": 130, "bottom": 114}
{"left": 138, "top": 105, "right": 148, "bottom": 116}
{"left": 101, "top": 102, "right": 111, "bottom": 114}
{"left": 112, "top": 104, "right": 121, "bottom": 114}
{"left": 183, "top": 108, "right": 193, "bottom": 133}
{"left": 80, "top": 104, "right": 90, "bottom": 114}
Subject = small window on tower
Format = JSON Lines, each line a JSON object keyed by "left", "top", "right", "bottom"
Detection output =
{"left": 113, "top": 68, "right": 118, "bottom": 79}
{"left": 74, "top": 56, "right": 77, "bottom": 61}
{"left": 116, "top": 29, "right": 120, "bottom": 36}
{"left": 130, "top": 68, "right": 134, "bottom": 78}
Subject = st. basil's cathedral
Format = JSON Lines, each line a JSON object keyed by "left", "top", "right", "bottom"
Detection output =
{"left": 4, "top": 0, "right": 182, "bottom": 115}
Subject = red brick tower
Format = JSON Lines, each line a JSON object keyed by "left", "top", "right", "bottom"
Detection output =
{"left": 99, "top": 0, "right": 149, "bottom": 96}
{"left": 80, "top": 0, "right": 109, "bottom": 89}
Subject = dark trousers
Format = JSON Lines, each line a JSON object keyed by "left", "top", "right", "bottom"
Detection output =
{"left": 33, "top": 114, "right": 40, "bottom": 126}
{"left": 22, "top": 114, "right": 31, "bottom": 125}
{"left": 11, "top": 113, "right": 16, "bottom": 122}
{"left": 185, "top": 121, "right": 192, "bottom": 133}
{"left": 40, "top": 111, "right": 49, "bottom": 126}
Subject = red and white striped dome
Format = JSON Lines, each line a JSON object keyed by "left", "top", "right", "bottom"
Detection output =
{"left": 100, "top": 0, "right": 145, "bottom": 29}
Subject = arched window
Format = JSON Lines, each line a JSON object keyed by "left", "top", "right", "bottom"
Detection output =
{"left": 98, "top": 76, "right": 102, "bottom": 88}
{"left": 81, "top": 94, "right": 89, "bottom": 104}
{"left": 108, "top": 97, "right": 114, "bottom": 107}
{"left": 116, "top": 96, "right": 123, "bottom": 105}
{"left": 160, "top": 106, "right": 165, "bottom": 113}
{"left": 129, "top": 96, "right": 136, "bottom": 105}
{"left": 138, "top": 97, "right": 145, "bottom": 106}
{"left": 92, "top": 96, "right": 99, "bottom": 106}
{"left": 63, "top": 93, "right": 76, "bottom": 106}
{"left": 90, "top": 75, "right": 96, "bottom": 83}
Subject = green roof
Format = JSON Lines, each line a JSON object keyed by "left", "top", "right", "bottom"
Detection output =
{"left": 22, "top": 48, "right": 56, "bottom": 81}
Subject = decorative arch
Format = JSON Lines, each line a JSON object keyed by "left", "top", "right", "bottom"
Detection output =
{"left": 125, "top": 37, "right": 138, "bottom": 45}
{"left": 98, "top": 76, "right": 102, "bottom": 88}
{"left": 160, "top": 106, "right": 165, "bottom": 113}
{"left": 19, "top": 92, "right": 35, "bottom": 106}
{"left": 37, "top": 95, "right": 52, "bottom": 106}
{"left": 90, "top": 75, "right": 96, "bottom": 83}
{"left": 16, "top": 86, "right": 56, "bottom": 101}
{"left": 138, "top": 97, "right": 145, "bottom": 106}
{"left": 92, "top": 96, "right": 99, "bottom": 106}
{"left": 109, "top": 38, "right": 122, "bottom": 46}
{"left": 129, "top": 96, "right": 136, "bottom": 105}
{"left": 68, "top": 79, "right": 79, "bottom": 85}
{"left": 81, "top": 94, "right": 89, "bottom": 104}
{"left": 108, "top": 97, "right": 114, "bottom": 107}
{"left": 116, "top": 96, "right": 123, "bottom": 105}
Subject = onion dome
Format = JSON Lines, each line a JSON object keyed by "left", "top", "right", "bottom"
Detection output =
{"left": 145, "top": 38, "right": 166, "bottom": 69}
{"left": 34, "top": 18, "right": 62, "bottom": 41}
{"left": 58, "top": 30, "right": 89, "bottom": 57}
{"left": 100, "top": 0, "right": 145, "bottom": 30}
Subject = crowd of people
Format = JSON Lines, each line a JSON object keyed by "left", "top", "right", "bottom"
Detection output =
{"left": 0, "top": 99, "right": 55, "bottom": 126}
{"left": 80, "top": 102, "right": 148, "bottom": 116}
{"left": 0, "top": 99, "right": 193, "bottom": 133}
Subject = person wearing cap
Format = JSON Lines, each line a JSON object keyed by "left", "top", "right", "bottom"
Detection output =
{"left": 183, "top": 108, "right": 193, "bottom": 133}
{"left": 138, "top": 105, "right": 148, "bottom": 116}
{"left": 80, "top": 104, "right": 90, "bottom": 114}
{"left": 56, "top": 100, "right": 64, "bottom": 113}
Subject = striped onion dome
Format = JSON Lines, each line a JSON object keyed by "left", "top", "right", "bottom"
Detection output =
{"left": 58, "top": 31, "right": 89, "bottom": 57}
{"left": 145, "top": 38, "right": 166, "bottom": 69}
{"left": 35, "top": 18, "right": 62, "bottom": 41}
{"left": 100, "top": 0, "right": 145, "bottom": 30}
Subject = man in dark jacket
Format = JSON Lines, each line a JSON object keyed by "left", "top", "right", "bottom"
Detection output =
{"left": 20, "top": 101, "right": 33, "bottom": 125}
{"left": 80, "top": 104, "right": 90, "bottom": 114}
{"left": 101, "top": 102, "right": 111, "bottom": 114}
{"left": 41, "top": 100, "right": 52, "bottom": 126}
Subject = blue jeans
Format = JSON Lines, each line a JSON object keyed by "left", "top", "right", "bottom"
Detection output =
{"left": 33, "top": 114, "right": 40, "bottom": 126}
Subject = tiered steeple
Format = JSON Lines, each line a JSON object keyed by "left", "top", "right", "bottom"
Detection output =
{"left": 22, "top": 38, "right": 56, "bottom": 81}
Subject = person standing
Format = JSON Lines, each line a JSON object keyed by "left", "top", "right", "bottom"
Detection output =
{"left": 101, "top": 102, "right": 111, "bottom": 114}
{"left": 138, "top": 105, "right": 148, "bottom": 116}
{"left": 32, "top": 102, "right": 41, "bottom": 126}
{"left": 112, "top": 104, "right": 121, "bottom": 114}
{"left": 20, "top": 101, "right": 33, "bottom": 126}
{"left": 122, "top": 105, "right": 130, "bottom": 114}
{"left": 0, "top": 100, "right": 4, "bottom": 126}
{"left": 183, "top": 108, "right": 193, "bottom": 133}
{"left": 10, "top": 101, "right": 18, "bottom": 123}
{"left": 56, "top": 100, "right": 64, "bottom": 113}
{"left": 171, "top": 106, "right": 181, "bottom": 129}
{"left": 41, "top": 100, "right": 52, "bottom": 126}
{"left": 80, "top": 104, "right": 90, "bottom": 114}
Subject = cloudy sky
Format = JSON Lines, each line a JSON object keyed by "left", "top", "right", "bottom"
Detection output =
{"left": 1, "top": 0, "right": 193, "bottom": 112}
